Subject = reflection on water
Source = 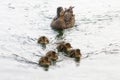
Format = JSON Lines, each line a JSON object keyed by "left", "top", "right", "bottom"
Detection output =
{"left": 75, "top": 61, "right": 80, "bottom": 67}
{"left": 51, "top": 61, "right": 58, "bottom": 66}
{"left": 40, "top": 44, "right": 47, "bottom": 50}
{"left": 54, "top": 29, "right": 64, "bottom": 39}
{"left": 74, "top": 58, "right": 80, "bottom": 66}
{"left": 39, "top": 60, "right": 57, "bottom": 71}
{"left": 39, "top": 65, "right": 49, "bottom": 71}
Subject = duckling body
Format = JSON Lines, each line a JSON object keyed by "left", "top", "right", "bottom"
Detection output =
{"left": 68, "top": 49, "right": 82, "bottom": 59}
{"left": 39, "top": 56, "right": 51, "bottom": 67}
{"left": 57, "top": 42, "right": 72, "bottom": 53}
{"left": 37, "top": 36, "right": 49, "bottom": 44}
{"left": 46, "top": 51, "right": 58, "bottom": 61}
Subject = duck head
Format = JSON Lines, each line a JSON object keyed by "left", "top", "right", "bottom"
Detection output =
{"left": 58, "top": 9, "right": 65, "bottom": 19}
{"left": 57, "top": 7, "right": 63, "bottom": 18}
{"left": 65, "top": 6, "right": 74, "bottom": 13}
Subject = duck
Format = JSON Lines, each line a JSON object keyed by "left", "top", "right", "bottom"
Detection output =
{"left": 46, "top": 51, "right": 58, "bottom": 61}
{"left": 50, "top": 6, "right": 75, "bottom": 30}
{"left": 68, "top": 49, "right": 82, "bottom": 59}
{"left": 56, "top": 42, "right": 72, "bottom": 53}
{"left": 38, "top": 56, "right": 51, "bottom": 67}
{"left": 37, "top": 36, "right": 49, "bottom": 44}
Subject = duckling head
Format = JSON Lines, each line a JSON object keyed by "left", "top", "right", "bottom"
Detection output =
{"left": 39, "top": 56, "right": 51, "bottom": 67}
{"left": 64, "top": 43, "right": 72, "bottom": 51}
{"left": 38, "top": 36, "right": 49, "bottom": 44}
{"left": 75, "top": 49, "right": 81, "bottom": 58}
{"left": 57, "top": 44, "right": 66, "bottom": 52}
{"left": 46, "top": 51, "right": 58, "bottom": 61}
{"left": 52, "top": 51, "right": 58, "bottom": 61}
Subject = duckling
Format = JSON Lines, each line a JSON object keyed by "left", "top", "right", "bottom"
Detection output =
{"left": 46, "top": 51, "right": 58, "bottom": 61}
{"left": 51, "top": 9, "right": 66, "bottom": 30}
{"left": 57, "top": 42, "right": 72, "bottom": 53}
{"left": 68, "top": 49, "right": 82, "bottom": 59}
{"left": 37, "top": 36, "right": 49, "bottom": 44}
{"left": 38, "top": 56, "right": 51, "bottom": 67}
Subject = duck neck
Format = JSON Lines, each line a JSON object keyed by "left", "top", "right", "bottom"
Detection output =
{"left": 59, "top": 15, "right": 64, "bottom": 20}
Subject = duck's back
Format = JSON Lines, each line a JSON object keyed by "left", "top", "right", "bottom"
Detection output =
{"left": 66, "top": 15, "right": 75, "bottom": 28}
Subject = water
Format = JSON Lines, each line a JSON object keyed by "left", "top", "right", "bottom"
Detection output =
{"left": 0, "top": 0, "right": 120, "bottom": 80}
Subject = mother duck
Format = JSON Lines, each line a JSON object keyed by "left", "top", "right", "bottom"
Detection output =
{"left": 50, "top": 6, "right": 75, "bottom": 30}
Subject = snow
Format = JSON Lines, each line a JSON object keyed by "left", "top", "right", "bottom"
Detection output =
{"left": 0, "top": 0, "right": 120, "bottom": 80}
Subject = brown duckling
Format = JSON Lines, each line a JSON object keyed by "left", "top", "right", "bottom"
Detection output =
{"left": 51, "top": 9, "right": 66, "bottom": 30}
{"left": 68, "top": 49, "right": 82, "bottom": 59}
{"left": 46, "top": 51, "right": 58, "bottom": 61}
{"left": 57, "top": 42, "right": 72, "bottom": 53}
{"left": 38, "top": 56, "right": 51, "bottom": 67}
{"left": 37, "top": 36, "right": 49, "bottom": 44}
